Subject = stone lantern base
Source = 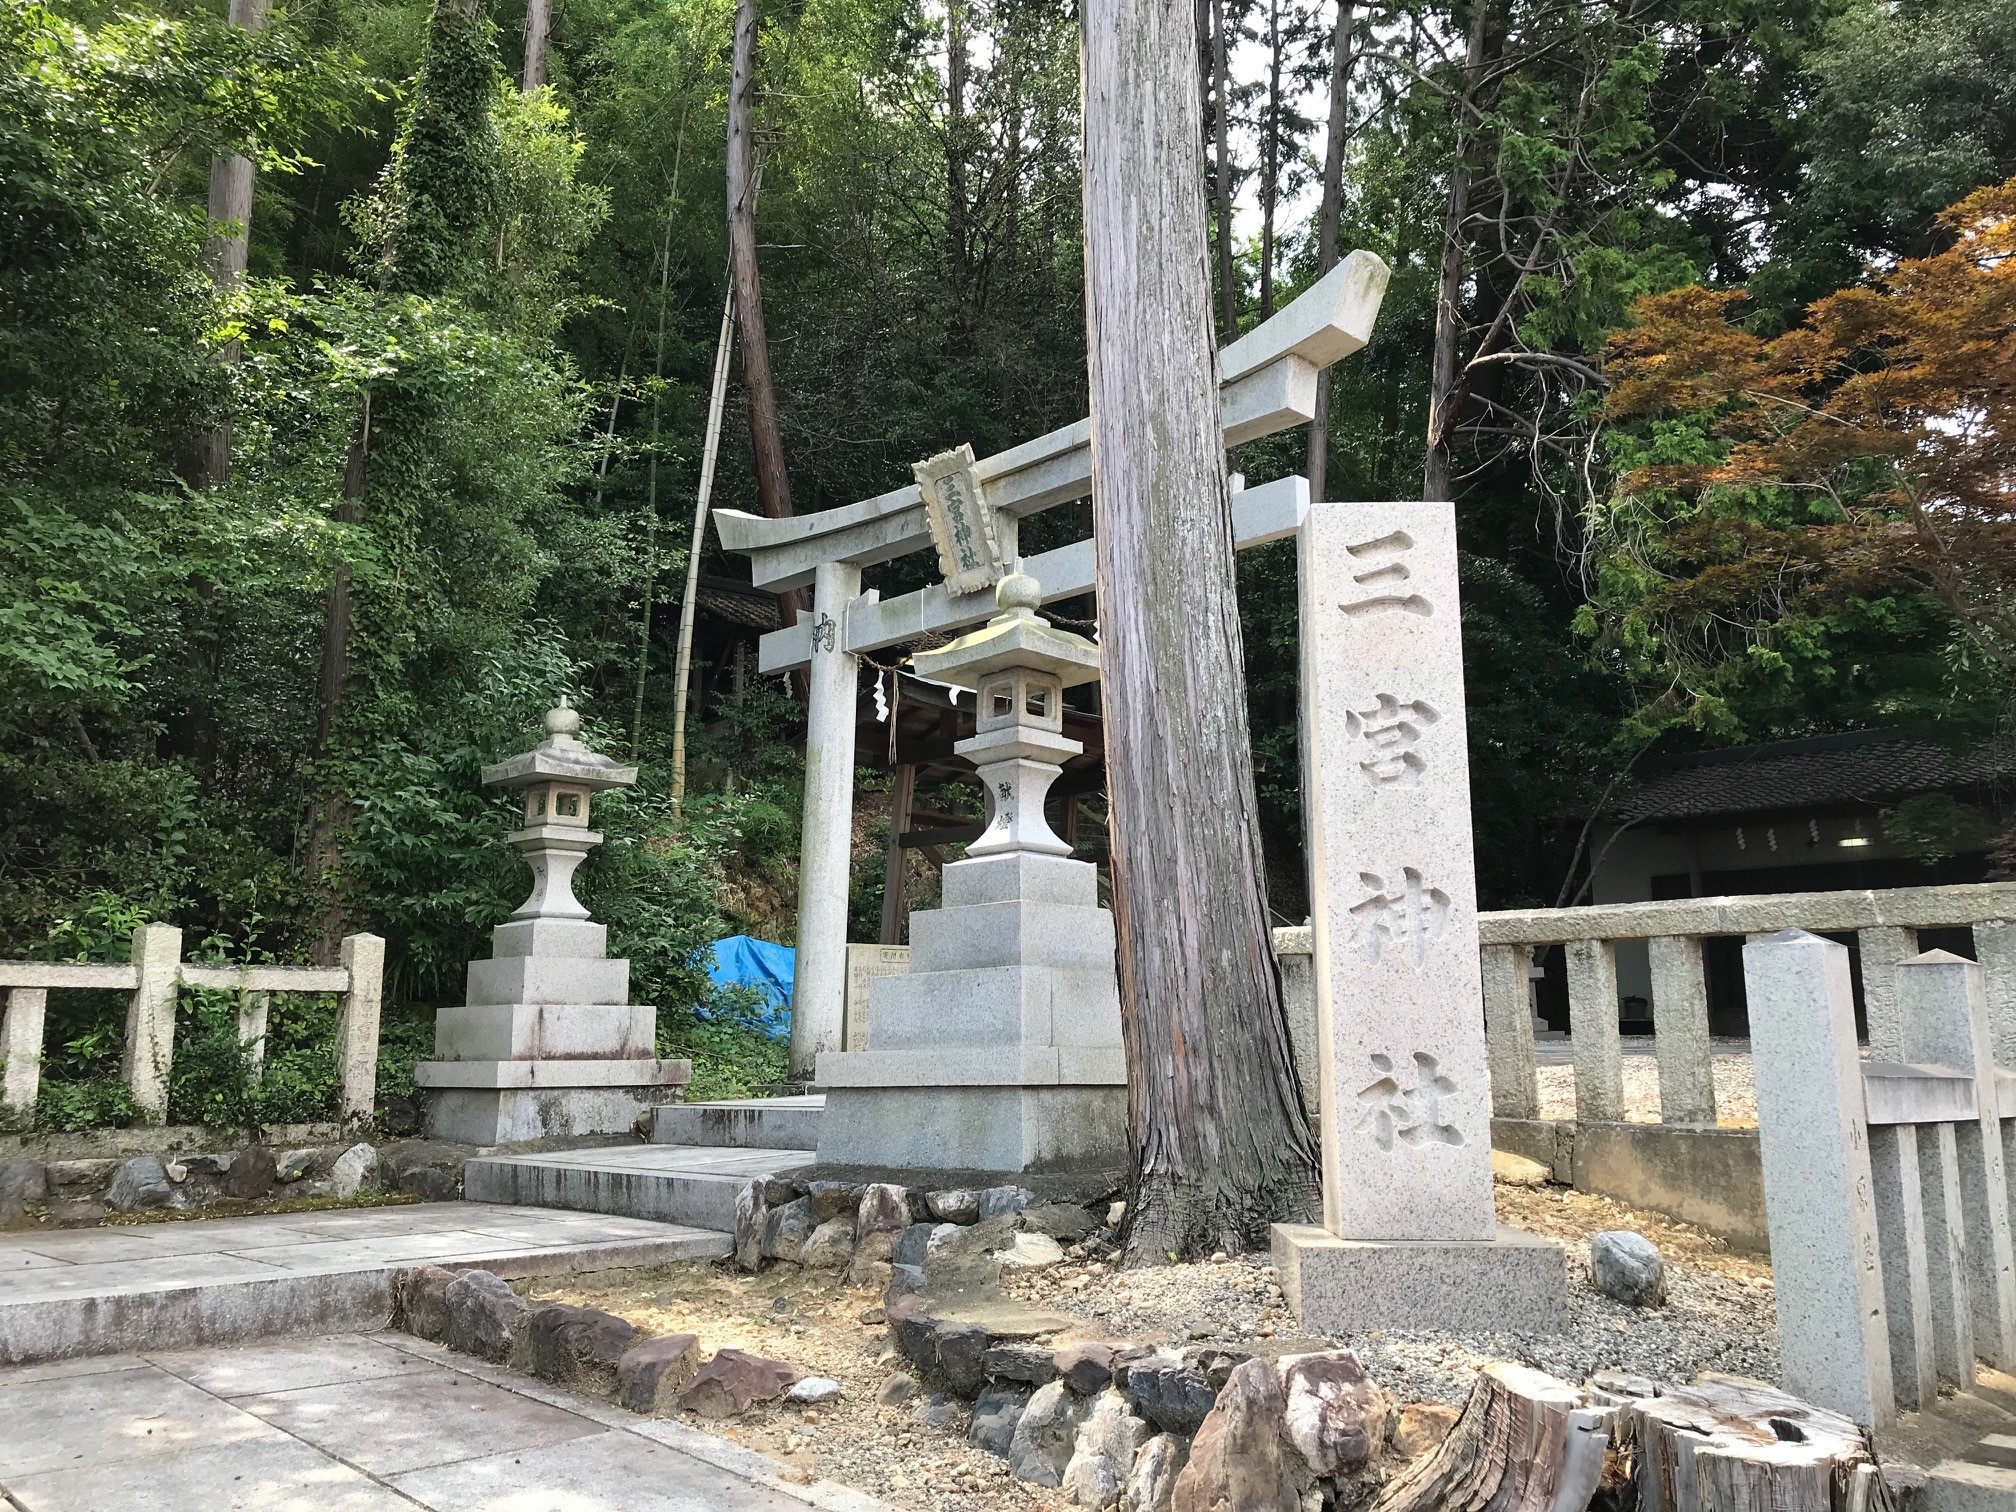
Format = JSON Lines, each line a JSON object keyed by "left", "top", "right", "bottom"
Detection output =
{"left": 812, "top": 850, "right": 1126, "bottom": 1174}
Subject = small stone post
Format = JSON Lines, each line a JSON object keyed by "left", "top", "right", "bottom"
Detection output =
{"left": 1858, "top": 924, "right": 1917, "bottom": 1060}
{"left": 1743, "top": 928, "right": 1893, "bottom": 1427}
{"left": 1481, "top": 944, "right": 1539, "bottom": 1120}
{"left": 1647, "top": 934, "right": 1716, "bottom": 1125}
{"left": 122, "top": 922, "right": 182, "bottom": 1124}
{"left": 1, "top": 988, "right": 46, "bottom": 1125}
{"left": 238, "top": 991, "right": 270, "bottom": 1080}
{"left": 1867, "top": 1123, "right": 1937, "bottom": 1410}
{"left": 790, "top": 559, "right": 863, "bottom": 1082}
{"left": 1919, "top": 1122, "right": 1976, "bottom": 1386}
{"left": 1897, "top": 949, "right": 2016, "bottom": 1368}
{"left": 1565, "top": 936, "right": 1624, "bottom": 1122}
{"left": 335, "top": 932, "right": 386, "bottom": 1128}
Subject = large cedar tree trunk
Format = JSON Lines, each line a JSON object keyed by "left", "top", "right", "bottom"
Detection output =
{"left": 1422, "top": 0, "right": 1490, "bottom": 502}
{"left": 727, "top": 0, "right": 793, "bottom": 528}
{"left": 1257, "top": 0, "right": 1282, "bottom": 318}
{"left": 1304, "top": 0, "right": 1354, "bottom": 500}
{"left": 1210, "top": 0, "right": 1237, "bottom": 341}
{"left": 521, "top": 0, "right": 550, "bottom": 88}
{"left": 1081, "top": 0, "right": 1319, "bottom": 1260}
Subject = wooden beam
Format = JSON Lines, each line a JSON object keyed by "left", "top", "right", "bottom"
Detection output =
{"left": 879, "top": 764, "right": 915, "bottom": 946}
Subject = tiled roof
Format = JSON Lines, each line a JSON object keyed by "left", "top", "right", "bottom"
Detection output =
{"left": 1619, "top": 730, "right": 2010, "bottom": 822}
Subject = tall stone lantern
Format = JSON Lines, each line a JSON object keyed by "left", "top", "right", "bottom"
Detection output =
{"left": 415, "top": 701, "right": 691, "bottom": 1143}
{"left": 814, "top": 572, "right": 1128, "bottom": 1175}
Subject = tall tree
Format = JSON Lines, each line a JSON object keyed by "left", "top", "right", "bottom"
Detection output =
{"left": 1081, "top": 0, "right": 1319, "bottom": 1258}
{"left": 1210, "top": 0, "right": 1237, "bottom": 339}
{"left": 1256, "top": 0, "right": 1283, "bottom": 317}
{"left": 1421, "top": 0, "right": 1489, "bottom": 502}
{"left": 946, "top": 0, "right": 970, "bottom": 314}
{"left": 727, "top": 0, "right": 793, "bottom": 527}
{"left": 522, "top": 0, "right": 550, "bottom": 90}
{"left": 1304, "top": 0, "right": 1353, "bottom": 500}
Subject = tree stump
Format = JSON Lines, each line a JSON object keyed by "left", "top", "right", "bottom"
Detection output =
{"left": 1373, "top": 1362, "right": 1611, "bottom": 1511}
{"left": 1617, "top": 1376, "right": 1878, "bottom": 1512}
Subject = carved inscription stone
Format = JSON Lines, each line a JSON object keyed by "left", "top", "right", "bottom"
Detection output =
{"left": 1298, "top": 501, "right": 1494, "bottom": 1242}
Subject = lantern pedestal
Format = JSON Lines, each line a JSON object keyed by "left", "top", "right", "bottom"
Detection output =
{"left": 415, "top": 704, "right": 690, "bottom": 1143}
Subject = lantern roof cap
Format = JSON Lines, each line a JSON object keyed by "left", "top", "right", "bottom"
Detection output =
{"left": 481, "top": 696, "right": 640, "bottom": 791}
{"left": 910, "top": 571, "right": 1100, "bottom": 689}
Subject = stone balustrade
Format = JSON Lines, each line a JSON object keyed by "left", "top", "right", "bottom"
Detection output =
{"left": 1471, "top": 881, "right": 2016, "bottom": 1127}
{"left": 0, "top": 924, "right": 384, "bottom": 1128}
{"left": 1743, "top": 931, "right": 2016, "bottom": 1428}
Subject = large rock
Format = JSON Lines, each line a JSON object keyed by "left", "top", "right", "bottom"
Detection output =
{"left": 1124, "top": 1433, "right": 1189, "bottom": 1512}
{"left": 522, "top": 1304, "right": 639, "bottom": 1397}
{"left": 617, "top": 1333, "right": 703, "bottom": 1414}
{"left": 762, "top": 1197, "right": 818, "bottom": 1264}
{"left": 893, "top": 1223, "right": 936, "bottom": 1268}
{"left": 1009, "top": 1381, "right": 1095, "bottom": 1488}
{"left": 105, "top": 1154, "right": 173, "bottom": 1212}
{"left": 978, "top": 1185, "right": 1035, "bottom": 1220}
{"left": 1000, "top": 1231, "right": 1067, "bottom": 1274}
{"left": 933, "top": 1321, "right": 991, "bottom": 1397}
{"left": 445, "top": 1270, "right": 529, "bottom": 1362}
{"left": 1278, "top": 1350, "right": 1384, "bottom": 1476}
{"left": 0, "top": 1160, "right": 46, "bottom": 1225}
{"left": 1390, "top": 1402, "right": 1459, "bottom": 1460}
{"left": 1125, "top": 1354, "right": 1218, "bottom": 1437}
{"left": 1024, "top": 1203, "right": 1100, "bottom": 1242}
{"left": 678, "top": 1349, "right": 801, "bottom": 1418}
{"left": 396, "top": 1265, "right": 456, "bottom": 1341}
{"left": 847, "top": 1226, "right": 898, "bottom": 1288}
{"left": 809, "top": 1180, "right": 864, "bottom": 1222}
{"left": 1055, "top": 1341, "right": 1116, "bottom": 1395}
{"left": 801, "top": 1216, "right": 856, "bottom": 1270}
{"left": 1062, "top": 1390, "right": 1150, "bottom": 1509}
{"left": 734, "top": 1178, "right": 768, "bottom": 1272}
{"left": 928, "top": 1189, "right": 981, "bottom": 1224}
{"left": 222, "top": 1145, "right": 277, "bottom": 1200}
{"left": 985, "top": 1343, "right": 1060, "bottom": 1386}
{"left": 274, "top": 1147, "right": 323, "bottom": 1183}
{"left": 1589, "top": 1230, "right": 1667, "bottom": 1307}
{"left": 1171, "top": 1358, "right": 1299, "bottom": 1512}
{"left": 970, "top": 1385, "right": 1032, "bottom": 1456}
{"left": 313, "top": 1142, "right": 378, "bottom": 1199}
{"left": 858, "top": 1183, "right": 910, "bottom": 1238}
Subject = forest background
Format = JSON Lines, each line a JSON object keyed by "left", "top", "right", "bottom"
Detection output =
{"left": 3, "top": 0, "right": 2013, "bottom": 1127}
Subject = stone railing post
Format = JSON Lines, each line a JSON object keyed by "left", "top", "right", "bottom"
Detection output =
{"left": 1744, "top": 928, "right": 1894, "bottom": 1427}
{"left": 1898, "top": 949, "right": 2016, "bottom": 1368}
{"left": 122, "top": 922, "right": 182, "bottom": 1124}
{"left": 1918, "top": 1119, "right": 1975, "bottom": 1388}
{"left": 1867, "top": 1121, "right": 1937, "bottom": 1410}
{"left": 1564, "top": 936, "right": 1623, "bottom": 1122}
{"left": 238, "top": 990, "right": 270, "bottom": 1080}
{"left": 1973, "top": 918, "right": 2016, "bottom": 1069}
{"left": 1, "top": 988, "right": 47, "bottom": 1126}
{"left": 335, "top": 932, "right": 386, "bottom": 1128}
{"left": 1646, "top": 935, "right": 1716, "bottom": 1125}
{"left": 1481, "top": 943, "right": 1539, "bottom": 1120}
{"left": 1858, "top": 924, "right": 1917, "bottom": 1059}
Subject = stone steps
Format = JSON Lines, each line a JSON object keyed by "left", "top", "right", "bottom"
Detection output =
{"left": 0, "top": 1202, "right": 729, "bottom": 1365}
{"left": 650, "top": 1095, "right": 826, "bottom": 1151}
{"left": 463, "top": 1144, "right": 815, "bottom": 1232}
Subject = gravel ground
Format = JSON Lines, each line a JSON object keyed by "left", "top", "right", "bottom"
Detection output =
{"left": 530, "top": 1178, "right": 1777, "bottom": 1510}
{"left": 1536, "top": 1036, "right": 1758, "bottom": 1126}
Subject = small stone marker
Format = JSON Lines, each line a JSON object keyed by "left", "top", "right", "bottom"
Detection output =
{"left": 1273, "top": 501, "right": 1566, "bottom": 1332}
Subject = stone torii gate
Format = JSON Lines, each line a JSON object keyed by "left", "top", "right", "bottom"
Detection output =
{"left": 717, "top": 251, "right": 1390, "bottom": 1081}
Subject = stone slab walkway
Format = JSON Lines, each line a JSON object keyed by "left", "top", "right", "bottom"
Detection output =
{"left": 0, "top": 1201, "right": 729, "bottom": 1364}
{"left": 465, "top": 1143, "right": 815, "bottom": 1231}
{"left": 0, "top": 1332, "right": 887, "bottom": 1511}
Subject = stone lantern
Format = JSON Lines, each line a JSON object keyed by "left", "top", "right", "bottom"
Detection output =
{"left": 913, "top": 572, "right": 1100, "bottom": 859}
{"left": 812, "top": 572, "right": 1126, "bottom": 1176}
{"left": 415, "top": 700, "right": 690, "bottom": 1143}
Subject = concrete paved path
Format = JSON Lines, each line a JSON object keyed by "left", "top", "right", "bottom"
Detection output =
{"left": 0, "top": 1202, "right": 729, "bottom": 1363}
{"left": 0, "top": 1333, "right": 886, "bottom": 1512}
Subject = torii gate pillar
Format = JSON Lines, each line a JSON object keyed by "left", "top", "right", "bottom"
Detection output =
{"left": 791, "top": 559, "right": 862, "bottom": 1080}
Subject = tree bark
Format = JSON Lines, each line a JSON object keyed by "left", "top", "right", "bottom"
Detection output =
{"left": 1374, "top": 1364, "right": 1611, "bottom": 1512}
{"left": 1210, "top": 0, "right": 1237, "bottom": 341}
{"left": 521, "top": 0, "right": 550, "bottom": 89}
{"left": 727, "top": 0, "right": 793, "bottom": 530}
{"left": 1422, "top": 0, "right": 1490, "bottom": 503}
{"left": 1080, "top": 0, "right": 1319, "bottom": 1260}
{"left": 946, "top": 0, "right": 970, "bottom": 314}
{"left": 308, "top": 411, "right": 370, "bottom": 963}
{"left": 1304, "top": 0, "right": 1354, "bottom": 501}
{"left": 1257, "top": 0, "right": 1282, "bottom": 318}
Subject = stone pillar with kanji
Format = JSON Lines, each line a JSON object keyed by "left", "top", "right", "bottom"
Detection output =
{"left": 1273, "top": 502, "right": 1567, "bottom": 1332}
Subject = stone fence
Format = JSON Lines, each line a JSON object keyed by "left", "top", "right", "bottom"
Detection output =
{"left": 0, "top": 924, "right": 384, "bottom": 1129}
{"left": 1744, "top": 930, "right": 2016, "bottom": 1428}
{"left": 1471, "top": 881, "right": 2016, "bottom": 1127}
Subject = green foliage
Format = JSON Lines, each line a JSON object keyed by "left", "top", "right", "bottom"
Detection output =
{"left": 1883, "top": 794, "right": 1996, "bottom": 864}
{"left": 168, "top": 990, "right": 340, "bottom": 1129}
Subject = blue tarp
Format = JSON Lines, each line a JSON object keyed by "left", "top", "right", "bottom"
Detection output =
{"left": 704, "top": 935, "right": 794, "bottom": 1039}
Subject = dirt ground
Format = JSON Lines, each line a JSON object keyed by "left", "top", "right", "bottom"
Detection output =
{"left": 530, "top": 1179, "right": 1775, "bottom": 1512}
